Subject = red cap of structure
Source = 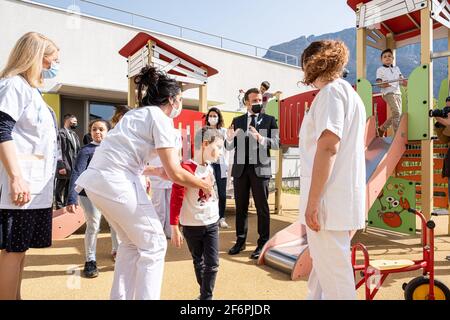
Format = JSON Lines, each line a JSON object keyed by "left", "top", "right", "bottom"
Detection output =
{"left": 347, "top": 0, "right": 444, "bottom": 43}
{"left": 119, "top": 32, "right": 219, "bottom": 77}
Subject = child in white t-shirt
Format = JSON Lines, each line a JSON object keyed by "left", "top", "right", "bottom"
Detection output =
{"left": 170, "top": 127, "right": 224, "bottom": 300}
{"left": 260, "top": 81, "right": 282, "bottom": 111}
{"left": 376, "top": 49, "right": 408, "bottom": 136}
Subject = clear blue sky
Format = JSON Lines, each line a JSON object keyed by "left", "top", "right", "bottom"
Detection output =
{"left": 35, "top": 0, "right": 356, "bottom": 49}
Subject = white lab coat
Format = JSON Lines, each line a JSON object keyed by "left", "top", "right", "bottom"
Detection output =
{"left": 75, "top": 106, "right": 176, "bottom": 300}
{"left": 0, "top": 76, "right": 58, "bottom": 210}
{"left": 148, "top": 128, "right": 182, "bottom": 238}
{"left": 298, "top": 78, "right": 366, "bottom": 300}
{"left": 299, "top": 78, "right": 366, "bottom": 231}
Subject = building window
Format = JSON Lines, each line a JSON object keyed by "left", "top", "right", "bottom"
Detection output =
{"left": 89, "top": 103, "right": 116, "bottom": 122}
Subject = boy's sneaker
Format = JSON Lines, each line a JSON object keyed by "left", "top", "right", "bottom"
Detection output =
{"left": 83, "top": 261, "right": 99, "bottom": 278}
{"left": 219, "top": 218, "right": 230, "bottom": 229}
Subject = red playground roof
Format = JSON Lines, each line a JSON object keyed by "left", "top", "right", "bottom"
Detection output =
{"left": 119, "top": 32, "right": 219, "bottom": 77}
{"left": 347, "top": 0, "right": 446, "bottom": 45}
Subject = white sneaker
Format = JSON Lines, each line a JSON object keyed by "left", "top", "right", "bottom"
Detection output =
{"left": 219, "top": 218, "right": 230, "bottom": 229}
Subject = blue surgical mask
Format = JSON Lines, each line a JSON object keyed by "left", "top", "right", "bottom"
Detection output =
{"left": 42, "top": 61, "right": 60, "bottom": 79}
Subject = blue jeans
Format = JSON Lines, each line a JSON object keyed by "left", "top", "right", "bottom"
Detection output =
{"left": 79, "top": 196, "right": 119, "bottom": 262}
{"left": 182, "top": 222, "right": 219, "bottom": 300}
{"left": 212, "top": 163, "right": 227, "bottom": 219}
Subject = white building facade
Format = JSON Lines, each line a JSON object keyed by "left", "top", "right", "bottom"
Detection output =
{"left": 0, "top": 0, "right": 305, "bottom": 180}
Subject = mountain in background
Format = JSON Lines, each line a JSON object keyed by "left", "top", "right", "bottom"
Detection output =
{"left": 264, "top": 27, "right": 447, "bottom": 98}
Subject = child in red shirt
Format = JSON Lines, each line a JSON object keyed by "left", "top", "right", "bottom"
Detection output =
{"left": 170, "top": 127, "right": 224, "bottom": 300}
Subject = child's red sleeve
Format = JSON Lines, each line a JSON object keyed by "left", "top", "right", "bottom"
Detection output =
{"left": 169, "top": 162, "right": 195, "bottom": 225}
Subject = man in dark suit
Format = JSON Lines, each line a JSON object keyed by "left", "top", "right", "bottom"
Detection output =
{"left": 54, "top": 114, "right": 80, "bottom": 209}
{"left": 226, "top": 88, "right": 279, "bottom": 259}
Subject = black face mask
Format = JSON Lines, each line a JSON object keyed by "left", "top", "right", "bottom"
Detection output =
{"left": 70, "top": 124, "right": 78, "bottom": 130}
{"left": 251, "top": 104, "right": 263, "bottom": 114}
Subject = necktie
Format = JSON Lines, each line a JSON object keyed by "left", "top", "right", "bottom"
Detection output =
{"left": 247, "top": 115, "right": 257, "bottom": 165}
{"left": 250, "top": 114, "right": 257, "bottom": 130}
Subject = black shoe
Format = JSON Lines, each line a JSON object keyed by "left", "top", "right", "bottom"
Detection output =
{"left": 228, "top": 242, "right": 246, "bottom": 255}
{"left": 250, "top": 246, "right": 263, "bottom": 260}
{"left": 83, "top": 261, "right": 99, "bottom": 278}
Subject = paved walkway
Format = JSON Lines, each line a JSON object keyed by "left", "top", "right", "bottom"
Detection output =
{"left": 21, "top": 193, "right": 450, "bottom": 300}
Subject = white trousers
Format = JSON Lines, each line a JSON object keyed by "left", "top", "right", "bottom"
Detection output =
{"left": 151, "top": 188, "right": 172, "bottom": 238}
{"left": 86, "top": 185, "right": 167, "bottom": 300}
{"left": 306, "top": 228, "right": 357, "bottom": 300}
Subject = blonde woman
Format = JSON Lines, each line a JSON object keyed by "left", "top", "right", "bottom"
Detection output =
{"left": 0, "top": 32, "right": 59, "bottom": 300}
{"left": 298, "top": 40, "right": 366, "bottom": 299}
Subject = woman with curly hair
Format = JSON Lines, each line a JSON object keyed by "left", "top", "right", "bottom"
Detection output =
{"left": 298, "top": 40, "right": 366, "bottom": 299}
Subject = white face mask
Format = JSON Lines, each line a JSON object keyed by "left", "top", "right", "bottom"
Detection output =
{"left": 169, "top": 100, "right": 183, "bottom": 119}
{"left": 42, "top": 61, "right": 60, "bottom": 79}
{"left": 208, "top": 117, "right": 219, "bottom": 126}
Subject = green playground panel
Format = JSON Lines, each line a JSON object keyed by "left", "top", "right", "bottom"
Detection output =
{"left": 357, "top": 78, "right": 373, "bottom": 118}
{"left": 368, "top": 177, "right": 416, "bottom": 235}
{"left": 264, "top": 99, "right": 280, "bottom": 157}
{"left": 407, "top": 65, "right": 430, "bottom": 140}
{"left": 400, "top": 85, "right": 408, "bottom": 114}
{"left": 438, "top": 78, "right": 449, "bottom": 110}
{"left": 265, "top": 98, "right": 279, "bottom": 121}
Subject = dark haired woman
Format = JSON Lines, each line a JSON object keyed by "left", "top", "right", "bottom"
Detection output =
{"left": 67, "top": 119, "right": 119, "bottom": 278}
{"left": 205, "top": 107, "right": 230, "bottom": 228}
{"left": 74, "top": 66, "right": 214, "bottom": 300}
{"left": 298, "top": 40, "right": 365, "bottom": 299}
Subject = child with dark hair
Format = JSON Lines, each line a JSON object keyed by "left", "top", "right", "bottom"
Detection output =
{"left": 260, "top": 81, "right": 282, "bottom": 111}
{"left": 238, "top": 82, "right": 282, "bottom": 112}
{"left": 170, "top": 126, "right": 224, "bottom": 300}
{"left": 376, "top": 48, "right": 407, "bottom": 136}
{"left": 67, "top": 119, "right": 119, "bottom": 277}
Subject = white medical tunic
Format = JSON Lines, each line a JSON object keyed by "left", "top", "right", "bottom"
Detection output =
{"left": 298, "top": 78, "right": 366, "bottom": 231}
{"left": 148, "top": 127, "right": 182, "bottom": 189}
{"left": 76, "top": 106, "right": 176, "bottom": 201}
{"left": 0, "top": 76, "right": 58, "bottom": 210}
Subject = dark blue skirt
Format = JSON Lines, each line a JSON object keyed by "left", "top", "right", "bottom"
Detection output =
{"left": 0, "top": 208, "right": 52, "bottom": 252}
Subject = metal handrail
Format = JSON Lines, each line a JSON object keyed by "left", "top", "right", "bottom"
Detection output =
{"left": 43, "top": 0, "right": 298, "bottom": 65}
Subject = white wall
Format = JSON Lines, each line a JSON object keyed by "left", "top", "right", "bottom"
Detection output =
{"left": 0, "top": 0, "right": 307, "bottom": 111}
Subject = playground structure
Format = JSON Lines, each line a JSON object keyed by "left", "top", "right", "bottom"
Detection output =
{"left": 48, "top": 3, "right": 450, "bottom": 299}
{"left": 258, "top": 0, "right": 450, "bottom": 299}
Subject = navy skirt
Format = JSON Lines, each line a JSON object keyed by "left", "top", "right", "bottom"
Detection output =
{"left": 0, "top": 208, "right": 52, "bottom": 252}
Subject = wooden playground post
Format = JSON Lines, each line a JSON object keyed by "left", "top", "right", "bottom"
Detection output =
{"left": 127, "top": 40, "right": 155, "bottom": 108}
{"left": 147, "top": 40, "right": 154, "bottom": 65}
{"left": 127, "top": 72, "right": 137, "bottom": 108}
{"left": 420, "top": 1, "right": 434, "bottom": 220}
{"left": 274, "top": 95, "right": 283, "bottom": 215}
{"left": 199, "top": 76, "right": 208, "bottom": 113}
{"left": 356, "top": 12, "right": 367, "bottom": 80}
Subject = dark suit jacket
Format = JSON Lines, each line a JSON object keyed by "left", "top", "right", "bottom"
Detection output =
{"left": 56, "top": 128, "right": 81, "bottom": 179}
{"left": 226, "top": 113, "right": 279, "bottom": 178}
